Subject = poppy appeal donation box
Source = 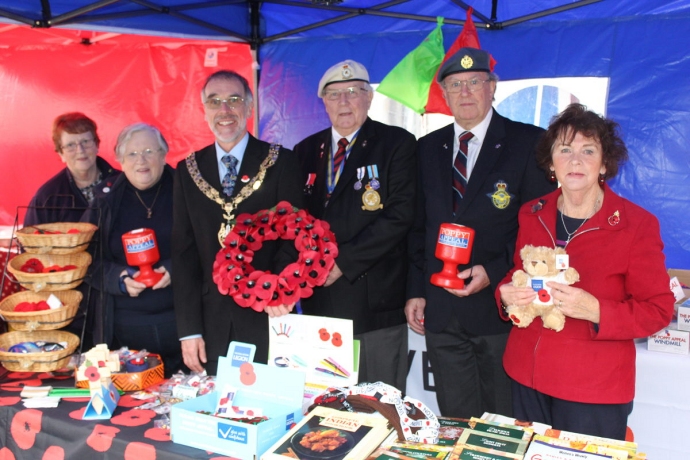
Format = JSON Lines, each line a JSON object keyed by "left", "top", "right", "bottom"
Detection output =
{"left": 171, "top": 342, "right": 305, "bottom": 458}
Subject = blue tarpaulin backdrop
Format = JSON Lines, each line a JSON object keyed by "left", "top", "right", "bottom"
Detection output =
{"left": 1, "top": 1, "right": 688, "bottom": 267}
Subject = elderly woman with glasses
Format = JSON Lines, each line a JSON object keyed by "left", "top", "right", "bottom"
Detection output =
{"left": 25, "top": 112, "right": 121, "bottom": 226}
{"left": 83, "top": 123, "right": 182, "bottom": 376}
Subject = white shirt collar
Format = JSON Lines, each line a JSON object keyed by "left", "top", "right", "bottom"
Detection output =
{"left": 215, "top": 132, "right": 249, "bottom": 180}
{"left": 453, "top": 107, "right": 493, "bottom": 145}
{"left": 331, "top": 127, "right": 361, "bottom": 151}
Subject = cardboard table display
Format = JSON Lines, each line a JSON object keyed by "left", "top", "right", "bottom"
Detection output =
{"left": 268, "top": 314, "right": 359, "bottom": 411}
{"left": 171, "top": 342, "right": 305, "bottom": 459}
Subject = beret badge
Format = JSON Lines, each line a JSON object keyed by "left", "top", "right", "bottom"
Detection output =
{"left": 341, "top": 65, "right": 353, "bottom": 78}
{"left": 461, "top": 55, "right": 474, "bottom": 69}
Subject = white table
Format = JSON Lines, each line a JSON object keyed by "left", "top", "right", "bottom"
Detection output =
{"left": 408, "top": 336, "right": 690, "bottom": 458}
{"left": 629, "top": 340, "right": 690, "bottom": 458}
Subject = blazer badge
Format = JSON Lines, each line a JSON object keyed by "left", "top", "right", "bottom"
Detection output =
{"left": 487, "top": 180, "right": 513, "bottom": 209}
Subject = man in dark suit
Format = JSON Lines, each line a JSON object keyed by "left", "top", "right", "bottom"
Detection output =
{"left": 406, "top": 48, "right": 556, "bottom": 417}
{"left": 172, "top": 70, "right": 303, "bottom": 375}
{"left": 293, "top": 60, "right": 417, "bottom": 390}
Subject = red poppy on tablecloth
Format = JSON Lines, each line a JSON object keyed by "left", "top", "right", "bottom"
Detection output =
{"left": 68, "top": 407, "right": 86, "bottom": 420}
{"left": 144, "top": 427, "right": 171, "bottom": 442}
{"left": 110, "top": 408, "right": 156, "bottom": 427}
{"left": 1, "top": 379, "right": 43, "bottom": 392}
{"left": 86, "top": 424, "right": 121, "bottom": 452}
{"left": 41, "top": 445, "right": 65, "bottom": 460}
{"left": 0, "top": 446, "right": 17, "bottom": 460}
{"left": 7, "top": 372, "right": 34, "bottom": 380}
{"left": 124, "top": 441, "right": 156, "bottom": 460}
{"left": 10, "top": 408, "right": 43, "bottom": 450}
{"left": 0, "top": 396, "right": 21, "bottom": 406}
{"left": 117, "top": 394, "right": 147, "bottom": 408}
{"left": 213, "top": 202, "right": 337, "bottom": 312}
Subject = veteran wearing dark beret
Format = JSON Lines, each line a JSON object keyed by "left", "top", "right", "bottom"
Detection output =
{"left": 293, "top": 59, "right": 417, "bottom": 391}
{"left": 406, "top": 47, "right": 556, "bottom": 417}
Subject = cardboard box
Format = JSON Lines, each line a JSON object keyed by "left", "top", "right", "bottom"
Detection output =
{"left": 455, "top": 429, "right": 527, "bottom": 459}
{"left": 524, "top": 439, "right": 614, "bottom": 459}
{"left": 671, "top": 268, "right": 690, "bottom": 331}
{"left": 171, "top": 342, "right": 305, "bottom": 459}
{"left": 535, "top": 431, "right": 636, "bottom": 460}
{"left": 669, "top": 269, "right": 690, "bottom": 304}
{"left": 451, "top": 445, "right": 520, "bottom": 460}
{"left": 436, "top": 417, "right": 471, "bottom": 446}
{"left": 647, "top": 327, "right": 690, "bottom": 354}
{"left": 468, "top": 418, "right": 533, "bottom": 442}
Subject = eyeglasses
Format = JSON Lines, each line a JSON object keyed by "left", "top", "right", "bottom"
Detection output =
{"left": 123, "top": 148, "right": 162, "bottom": 162}
{"left": 61, "top": 138, "right": 96, "bottom": 153}
{"left": 204, "top": 96, "right": 245, "bottom": 110}
{"left": 322, "top": 86, "right": 369, "bottom": 101}
{"left": 444, "top": 78, "right": 491, "bottom": 93}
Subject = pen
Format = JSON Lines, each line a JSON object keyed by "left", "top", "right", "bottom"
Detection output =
{"left": 325, "top": 357, "right": 350, "bottom": 377}
{"left": 315, "top": 367, "right": 347, "bottom": 378}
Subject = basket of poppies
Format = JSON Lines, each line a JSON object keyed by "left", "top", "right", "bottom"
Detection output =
{"left": 0, "top": 330, "right": 79, "bottom": 372}
{"left": 7, "top": 252, "right": 91, "bottom": 292}
{"left": 0, "top": 290, "right": 83, "bottom": 332}
{"left": 16, "top": 222, "right": 97, "bottom": 255}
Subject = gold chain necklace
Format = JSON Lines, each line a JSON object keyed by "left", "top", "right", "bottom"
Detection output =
{"left": 185, "top": 144, "right": 281, "bottom": 245}
{"left": 134, "top": 180, "right": 163, "bottom": 219}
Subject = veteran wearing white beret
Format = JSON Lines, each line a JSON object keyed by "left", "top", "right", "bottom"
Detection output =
{"left": 293, "top": 60, "right": 417, "bottom": 390}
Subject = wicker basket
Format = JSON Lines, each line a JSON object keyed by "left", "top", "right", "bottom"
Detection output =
{"left": 16, "top": 222, "right": 97, "bottom": 255}
{"left": 0, "top": 330, "right": 79, "bottom": 372}
{"left": 7, "top": 252, "right": 91, "bottom": 292}
{"left": 0, "top": 290, "right": 82, "bottom": 331}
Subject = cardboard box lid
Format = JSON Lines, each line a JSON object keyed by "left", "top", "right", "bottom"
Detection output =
{"left": 217, "top": 342, "right": 304, "bottom": 409}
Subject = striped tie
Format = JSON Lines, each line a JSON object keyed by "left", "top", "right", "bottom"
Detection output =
{"left": 333, "top": 137, "right": 349, "bottom": 178}
{"left": 221, "top": 154, "right": 238, "bottom": 196}
{"left": 453, "top": 131, "right": 474, "bottom": 214}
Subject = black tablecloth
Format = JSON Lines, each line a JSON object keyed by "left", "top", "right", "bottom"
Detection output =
{"left": 0, "top": 368, "right": 237, "bottom": 459}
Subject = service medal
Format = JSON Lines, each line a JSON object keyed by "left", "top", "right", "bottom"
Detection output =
{"left": 361, "top": 187, "right": 383, "bottom": 210}
{"left": 354, "top": 166, "right": 365, "bottom": 191}
{"left": 366, "top": 164, "right": 381, "bottom": 191}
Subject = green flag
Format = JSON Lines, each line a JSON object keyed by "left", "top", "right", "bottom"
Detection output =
{"left": 376, "top": 17, "right": 445, "bottom": 114}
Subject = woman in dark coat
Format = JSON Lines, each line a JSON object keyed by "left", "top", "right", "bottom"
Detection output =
{"left": 84, "top": 123, "right": 181, "bottom": 376}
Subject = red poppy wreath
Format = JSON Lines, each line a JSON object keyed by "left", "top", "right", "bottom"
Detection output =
{"left": 212, "top": 201, "right": 338, "bottom": 312}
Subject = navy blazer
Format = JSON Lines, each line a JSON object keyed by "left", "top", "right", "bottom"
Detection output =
{"left": 172, "top": 136, "right": 304, "bottom": 369}
{"left": 294, "top": 118, "right": 417, "bottom": 334}
{"left": 408, "top": 111, "right": 556, "bottom": 335}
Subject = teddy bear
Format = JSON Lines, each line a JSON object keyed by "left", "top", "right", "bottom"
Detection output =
{"left": 506, "top": 245, "right": 579, "bottom": 332}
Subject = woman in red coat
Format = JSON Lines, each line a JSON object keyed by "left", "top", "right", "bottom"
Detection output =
{"left": 497, "top": 103, "right": 674, "bottom": 440}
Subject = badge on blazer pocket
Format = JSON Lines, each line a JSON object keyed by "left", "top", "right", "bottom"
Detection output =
{"left": 487, "top": 180, "right": 514, "bottom": 209}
